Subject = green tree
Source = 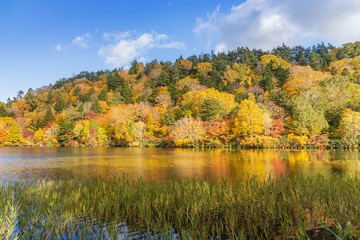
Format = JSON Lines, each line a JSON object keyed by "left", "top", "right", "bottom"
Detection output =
{"left": 73, "top": 86, "right": 81, "bottom": 96}
{"left": 98, "top": 88, "right": 108, "bottom": 101}
{"left": 42, "top": 107, "right": 54, "bottom": 127}
{"left": 24, "top": 88, "right": 37, "bottom": 110}
{"left": 291, "top": 96, "right": 328, "bottom": 136}
{"left": 309, "top": 50, "right": 323, "bottom": 70}
{"left": 199, "top": 98, "right": 225, "bottom": 122}
{"left": 57, "top": 119, "right": 74, "bottom": 146}
{"left": 0, "top": 105, "right": 7, "bottom": 117}
{"left": 275, "top": 67, "right": 290, "bottom": 87}
{"left": 91, "top": 98, "right": 102, "bottom": 114}
{"left": 162, "top": 107, "right": 176, "bottom": 126}
{"left": 128, "top": 60, "right": 139, "bottom": 74}
{"left": 298, "top": 52, "right": 307, "bottom": 66}
{"left": 107, "top": 71, "right": 122, "bottom": 91}
{"left": 54, "top": 95, "right": 66, "bottom": 113}
{"left": 168, "top": 83, "right": 180, "bottom": 102}
{"left": 260, "top": 64, "right": 275, "bottom": 91}
{"left": 121, "top": 82, "right": 133, "bottom": 104}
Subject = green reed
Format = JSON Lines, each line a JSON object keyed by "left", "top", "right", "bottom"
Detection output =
{"left": 1, "top": 174, "right": 360, "bottom": 239}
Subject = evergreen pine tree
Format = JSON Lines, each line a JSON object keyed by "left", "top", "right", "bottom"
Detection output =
{"left": 275, "top": 67, "right": 290, "bottom": 87}
{"left": 78, "top": 104, "right": 85, "bottom": 119}
{"left": 168, "top": 83, "right": 180, "bottom": 102}
{"left": 0, "top": 105, "right": 7, "bottom": 117}
{"left": 42, "top": 107, "right": 55, "bottom": 127}
{"left": 148, "top": 89, "right": 158, "bottom": 106}
{"left": 107, "top": 71, "right": 122, "bottom": 91}
{"left": 199, "top": 98, "right": 225, "bottom": 122}
{"left": 298, "top": 52, "right": 307, "bottom": 66}
{"left": 54, "top": 95, "right": 66, "bottom": 113}
{"left": 98, "top": 88, "right": 107, "bottom": 101}
{"left": 73, "top": 86, "right": 81, "bottom": 96}
{"left": 162, "top": 107, "right": 176, "bottom": 126}
{"left": 223, "top": 81, "right": 235, "bottom": 94}
{"left": 121, "top": 82, "right": 133, "bottom": 104}
{"left": 91, "top": 98, "right": 102, "bottom": 114}
{"left": 57, "top": 119, "right": 74, "bottom": 146}
{"left": 128, "top": 60, "right": 138, "bottom": 75}
{"left": 260, "top": 65, "right": 275, "bottom": 91}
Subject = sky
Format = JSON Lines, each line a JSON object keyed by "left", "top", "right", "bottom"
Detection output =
{"left": 1, "top": 0, "right": 360, "bottom": 102}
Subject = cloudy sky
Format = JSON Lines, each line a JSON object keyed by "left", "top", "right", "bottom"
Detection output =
{"left": 1, "top": 0, "right": 360, "bottom": 102}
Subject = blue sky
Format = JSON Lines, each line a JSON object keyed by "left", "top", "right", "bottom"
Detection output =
{"left": 1, "top": 0, "right": 360, "bottom": 102}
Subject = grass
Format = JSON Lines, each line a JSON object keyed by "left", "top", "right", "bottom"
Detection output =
{"left": 1, "top": 175, "right": 360, "bottom": 239}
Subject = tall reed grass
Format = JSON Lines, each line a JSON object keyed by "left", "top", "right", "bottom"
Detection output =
{"left": 1, "top": 175, "right": 360, "bottom": 239}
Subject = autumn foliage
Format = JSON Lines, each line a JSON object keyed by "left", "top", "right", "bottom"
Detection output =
{"left": 2, "top": 41, "right": 360, "bottom": 148}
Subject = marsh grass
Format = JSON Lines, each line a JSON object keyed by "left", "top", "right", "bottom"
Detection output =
{"left": 1, "top": 175, "right": 360, "bottom": 239}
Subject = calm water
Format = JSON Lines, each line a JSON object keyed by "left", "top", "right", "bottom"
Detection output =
{"left": 1, "top": 147, "right": 360, "bottom": 181}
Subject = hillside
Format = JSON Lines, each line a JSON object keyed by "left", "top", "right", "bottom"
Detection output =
{"left": 1, "top": 41, "right": 360, "bottom": 148}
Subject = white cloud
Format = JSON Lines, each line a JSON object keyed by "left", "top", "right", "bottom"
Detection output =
{"left": 195, "top": 0, "right": 360, "bottom": 52}
{"left": 72, "top": 33, "right": 91, "bottom": 48}
{"left": 98, "top": 31, "right": 185, "bottom": 67}
{"left": 55, "top": 44, "right": 63, "bottom": 51}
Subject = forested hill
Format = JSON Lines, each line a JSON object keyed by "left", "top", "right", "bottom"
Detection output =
{"left": 1, "top": 41, "right": 360, "bottom": 148}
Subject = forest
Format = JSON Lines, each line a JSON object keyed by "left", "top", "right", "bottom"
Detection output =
{"left": 1, "top": 41, "right": 360, "bottom": 148}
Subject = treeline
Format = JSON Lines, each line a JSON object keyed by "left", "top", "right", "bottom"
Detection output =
{"left": 1, "top": 41, "right": 360, "bottom": 148}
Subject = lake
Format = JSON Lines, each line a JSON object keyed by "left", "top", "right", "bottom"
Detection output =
{"left": 1, "top": 147, "right": 360, "bottom": 181}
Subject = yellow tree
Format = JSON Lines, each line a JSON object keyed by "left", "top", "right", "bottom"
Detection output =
{"left": 181, "top": 88, "right": 238, "bottom": 117}
{"left": 195, "top": 62, "right": 212, "bottom": 78}
{"left": 34, "top": 128, "right": 47, "bottom": 145}
{"left": 178, "top": 59, "right": 193, "bottom": 71}
{"left": 171, "top": 117, "right": 205, "bottom": 147}
{"left": 233, "top": 99, "right": 264, "bottom": 139}
{"left": 175, "top": 76, "right": 199, "bottom": 91}
{"left": 0, "top": 117, "right": 23, "bottom": 146}
{"left": 329, "top": 56, "right": 360, "bottom": 76}
{"left": 283, "top": 66, "right": 330, "bottom": 97}
{"left": 155, "top": 87, "right": 172, "bottom": 109}
{"left": 259, "top": 54, "right": 291, "bottom": 69}
{"left": 339, "top": 109, "right": 360, "bottom": 141}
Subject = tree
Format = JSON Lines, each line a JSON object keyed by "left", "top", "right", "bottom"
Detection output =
{"left": 275, "top": 67, "right": 290, "bottom": 88}
{"left": 57, "top": 119, "right": 74, "bottom": 146}
{"left": 54, "top": 95, "right": 66, "bottom": 113}
{"left": 181, "top": 88, "right": 238, "bottom": 117}
{"left": 129, "top": 60, "right": 139, "bottom": 74}
{"left": 98, "top": 88, "right": 108, "bottom": 101}
{"left": 171, "top": 117, "right": 205, "bottom": 147}
{"left": 162, "top": 107, "right": 176, "bottom": 126}
{"left": 195, "top": 62, "right": 212, "bottom": 78}
{"left": 339, "top": 109, "right": 360, "bottom": 141}
{"left": 107, "top": 71, "right": 122, "bottom": 91}
{"left": 0, "top": 117, "right": 23, "bottom": 145}
{"left": 121, "top": 82, "right": 133, "bottom": 104}
{"left": 42, "top": 107, "right": 54, "bottom": 127}
{"left": 24, "top": 88, "right": 37, "bottom": 110}
{"left": 0, "top": 105, "right": 7, "bottom": 117}
{"left": 91, "top": 98, "right": 102, "bottom": 114}
{"left": 309, "top": 50, "right": 323, "bottom": 70}
{"left": 291, "top": 96, "right": 328, "bottom": 136}
{"left": 34, "top": 128, "right": 46, "bottom": 145}
{"left": 233, "top": 99, "right": 264, "bottom": 138}
{"left": 283, "top": 66, "right": 330, "bottom": 97}
{"left": 259, "top": 54, "right": 291, "bottom": 69}
{"left": 199, "top": 98, "right": 225, "bottom": 122}
{"left": 259, "top": 65, "right": 275, "bottom": 91}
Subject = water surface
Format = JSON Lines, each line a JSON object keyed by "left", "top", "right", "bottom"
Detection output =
{"left": 1, "top": 147, "right": 360, "bottom": 181}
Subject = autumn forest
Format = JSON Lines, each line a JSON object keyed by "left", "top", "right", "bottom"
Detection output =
{"left": 2, "top": 42, "right": 360, "bottom": 149}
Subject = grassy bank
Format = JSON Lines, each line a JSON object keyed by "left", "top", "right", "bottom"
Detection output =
{"left": 1, "top": 175, "right": 360, "bottom": 239}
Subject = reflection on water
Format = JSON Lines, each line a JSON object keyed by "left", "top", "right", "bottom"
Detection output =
{"left": 1, "top": 147, "right": 360, "bottom": 181}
